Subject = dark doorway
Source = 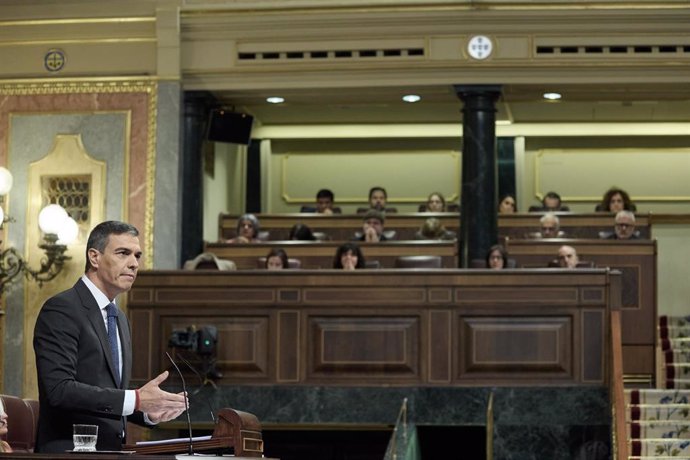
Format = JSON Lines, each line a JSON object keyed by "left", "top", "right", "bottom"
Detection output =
{"left": 417, "top": 425, "right": 486, "bottom": 459}
{"left": 262, "top": 429, "right": 392, "bottom": 460}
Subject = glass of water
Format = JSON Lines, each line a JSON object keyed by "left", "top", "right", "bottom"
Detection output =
{"left": 73, "top": 424, "right": 98, "bottom": 452}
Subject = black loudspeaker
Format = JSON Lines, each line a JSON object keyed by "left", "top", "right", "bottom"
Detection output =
{"left": 207, "top": 109, "right": 254, "bottom": 145}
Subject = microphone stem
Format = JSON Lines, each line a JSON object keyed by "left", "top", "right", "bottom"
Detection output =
{"left": 166, "top": 352, "right": 193, "bottom": 456}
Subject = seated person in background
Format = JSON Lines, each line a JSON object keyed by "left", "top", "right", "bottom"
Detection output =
{"left": 498, "top": 194, "right": 517, "bottom": 214}
{"left": 355, "top": 210, "right": 388, "bottom": 242}
{"left": 486, "top": 244, "right": 509, "bottom": 269}
{"left": 535, "top": 212, "right": 565, "bottom": 238}
{"left": 265, "top": 248, "right": 289, "bottom": 270}
{"left": 606, "top": 210, "right": 639, "bottom": 240}
{"left": 528, "top": 191, "right": 570, "bottom": 212}
{"left": 226, "top": 213, "right": 261, "bottom": 243}
{"left": 183, "top": 252, "right": 236, "bottom": 270}
{"left": 414, "top": 217, "right": 456, "bottom": 240}
{"left": 357, "top": 186, "right": 398, "bottom": 214}
{"left": 596, "top": 187, "right": 637, "bottom": 213}
{"left": 0, "top": 398, "right": 11, "bottom": 453}
{"left": 333, "top": 242, "right": 366, "bottom": 270}
{"left": 557, "top": 245, "right": 580, "bottom": 268}
{"left": 289, "top": 223, "right": 316, "bottom": 241}
{"left": 420, "top": 192, "right": 446, "bottom": 212}
{"left": 300, "top": 189, "right": 342, "bottom": 214}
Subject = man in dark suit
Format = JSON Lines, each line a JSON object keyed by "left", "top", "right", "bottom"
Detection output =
{"left": 33, "top": 221, "right": 187, "bottom": 453}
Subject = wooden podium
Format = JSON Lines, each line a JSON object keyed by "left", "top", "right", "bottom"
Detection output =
{"left": 127, "top": 408, "right": 264, "bottom": 457}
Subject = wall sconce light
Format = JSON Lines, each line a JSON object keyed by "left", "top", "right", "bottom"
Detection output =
{"left": 0, "top": 167, "right": 78, "bottom": 294}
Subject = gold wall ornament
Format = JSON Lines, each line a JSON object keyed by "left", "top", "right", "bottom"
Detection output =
{"left": 23, "top": 134, "right": 106, "bottom": 398}
{"left": 0, "top": 78, "right": 158, "bottom": 268}
{"left": 43, "top": 49, "right": 66, "bottom": 72}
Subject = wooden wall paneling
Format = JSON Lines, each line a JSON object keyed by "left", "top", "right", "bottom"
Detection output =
{"left": 457, "top": 313, "right": 576, "bottom": 383}
{"left": 582, "top": 309, "right": 605, "bottom": 383}
{"left": 428, "top": 310, "right": 452, "bottom": 383}
{"left": 505, "top": 239, "right": 656, "bottom": 380}
{"left": 128, "top": 270, "right": 618, "bottom": 387}
{"left": 277, "top": 310, "right": 300, "bottom": 383}
{"left": 130, "top": 309, "right": 153, "bottom": 381}
{"left": 306, "top": 314, "right": 421, "bottom": 383}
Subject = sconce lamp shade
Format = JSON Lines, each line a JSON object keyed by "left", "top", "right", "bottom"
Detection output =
{"left": 38, "top": 204, "right": 69, "bottom": 235}
{"left": 57, "top": 217, "right": 79, "bottom": 245}
{"left": 0, "top": 206, "right": 4, "bottom": 225}
{"left": 0, "top": 167, "right": 13, "bottom": 196}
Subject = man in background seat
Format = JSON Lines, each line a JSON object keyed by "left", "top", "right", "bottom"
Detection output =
{"left": 608, "top": 210, "right": 639, "bottom": 240}
{"left": 300, "top": 189, "right": 341, "bottom": 214}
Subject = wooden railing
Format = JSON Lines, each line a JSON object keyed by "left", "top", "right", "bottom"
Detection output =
{"left": 610, "top": 306, "right": 629, "bottom": 460}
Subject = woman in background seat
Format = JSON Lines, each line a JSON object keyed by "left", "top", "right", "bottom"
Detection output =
{"left": 498, "top": 194, "right": 517, "bottom": 214}
{"left": 265, "top": 248, "right": 289, "bottom": 270}
{"left": 226, "top": 213, "right": 261, "bottom": 243}
{"left": 596, "top": 187, "right": 636, "bottom": 213}
{"left": 289, "top": 223, "right": 316, "bottom": 241}
{"left": 333, "top": 242, "right": 366, "bottom": 270}
{"left": 486, "top": 244, "right": 509, "bottom": 270}
{"left": 0, "top": 398, "right": 11, "bottom": 453}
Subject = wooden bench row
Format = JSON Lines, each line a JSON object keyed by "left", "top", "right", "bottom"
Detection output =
{"left": 218, "top": 212, "right": 652, "bottom": 241}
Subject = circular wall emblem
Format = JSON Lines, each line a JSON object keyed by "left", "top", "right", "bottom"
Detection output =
{"left": 467, "top": 35, "right": 493, "bottom": 60}
{"left": 44, "top": 49, "right": 66, "bottom": 72}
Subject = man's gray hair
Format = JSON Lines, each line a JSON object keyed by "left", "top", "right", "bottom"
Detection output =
{"left": 615, "top": 210, "right": 636, "bottom": 223}
{"left": 540, "top": 212, "right": 560, "bottom": 228}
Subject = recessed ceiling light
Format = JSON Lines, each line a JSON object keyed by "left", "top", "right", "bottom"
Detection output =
{"left": 543, "top": 92, "right": 562, "bottom": 101}
{"left": 266, "top": 96, "right": 285, "bottom": 104}
{"left": 402, "top": 94, "right": 421, "bottom": 103}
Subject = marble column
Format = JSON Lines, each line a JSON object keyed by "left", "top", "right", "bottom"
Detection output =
{"left": 181, "top": 91, "right": 216, "bottom": 266}
{"left": 454, "top": 85, "right": 501, "bottom": 268}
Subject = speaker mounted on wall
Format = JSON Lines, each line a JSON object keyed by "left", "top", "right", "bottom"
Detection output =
{"left": 207, "top": 109, "right": 254, "bottom": 145}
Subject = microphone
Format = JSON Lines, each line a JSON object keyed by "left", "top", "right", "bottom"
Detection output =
{"left": 176, "top": 353, "right": 216, "bottom": 423}
{"left": 165, "top": 351, "right": 193, "bottom": 456}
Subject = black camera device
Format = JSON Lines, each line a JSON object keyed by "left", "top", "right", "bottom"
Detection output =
{"left": 168, "top": 326, "right": 217, "bottom": 355}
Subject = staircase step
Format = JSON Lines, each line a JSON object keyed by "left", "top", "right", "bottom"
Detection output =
{"left": 629, "top": 404, "right": 690, "bottom": 422}
{"left": 660, "top": 326, "right": 690, "bottom": 339}
{"left": 660, "top": 338, "right": 690, "bottom": 351}
{"left": 661, "top": 349, "right": 690, "bottom": 366}
{"left": 660, "top": 316, "right": 690, "bottom": 328}
{"left": 628, "top": 420, "right": 690, "bottom": 439}
{"left": 626, "top": 389, "right": 690, "bottom": 405}
{"left": 629, "top": 439, "right": 690, "bottom": 456}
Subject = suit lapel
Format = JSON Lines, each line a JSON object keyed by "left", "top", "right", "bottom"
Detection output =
{"left": 75, "top": 280, "right": 121, "bottom": 388}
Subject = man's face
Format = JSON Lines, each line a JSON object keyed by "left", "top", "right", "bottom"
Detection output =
{"left": 370, "top": 190, "right": 386, "bottom": 209}
{"left": 88, "top": 233, "right": 142, "bottom": 299}
{"left": 558, "top": 246, "right": 579, "bottom": 268}
{"left": 541, "top": 218, "right": 559, "bottom": 238}
{"left": 363, "top": 218, "right": 383, "bottom": 236}
{"left": 316, "top": 197, "right": 333, "bottom": 213}
{"left": 614, "top": 215, "right": 636, "bottom": 239}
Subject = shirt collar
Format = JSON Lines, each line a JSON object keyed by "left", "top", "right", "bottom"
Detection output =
{"left": 81, "top": 274, "right": 115, "bottom": 310}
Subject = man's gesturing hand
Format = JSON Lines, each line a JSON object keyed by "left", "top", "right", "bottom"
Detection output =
{"left": 138, "top": 371, "right": 187, "bottom": 415}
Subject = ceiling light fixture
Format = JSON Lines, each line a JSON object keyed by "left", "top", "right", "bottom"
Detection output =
{"left": 266, "top": 96, "right": 285, "bottom": 104}
{"left": 402, "top": 94, "right": 421, "bottom": 103}
{"left": 543, "top": 92, "right": 562, "bottom": 101}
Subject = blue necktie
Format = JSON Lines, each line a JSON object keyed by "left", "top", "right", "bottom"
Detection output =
{"left": 106, "top": 303, "right": 121, "bottom": 386}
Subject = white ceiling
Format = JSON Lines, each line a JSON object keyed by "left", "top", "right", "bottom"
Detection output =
{"left": 212, "top": 82, "right": 690, "bottom": 126}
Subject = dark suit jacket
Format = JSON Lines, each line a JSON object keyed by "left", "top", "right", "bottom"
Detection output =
{"left": 33, "top": 279, "right": 142, "bottom": 453}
